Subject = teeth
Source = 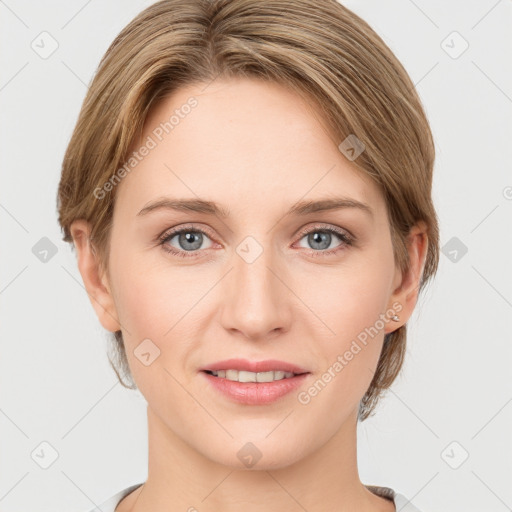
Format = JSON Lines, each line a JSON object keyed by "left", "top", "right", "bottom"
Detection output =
{"left": 209, "top": 369, "right": 296, "bottom": 382}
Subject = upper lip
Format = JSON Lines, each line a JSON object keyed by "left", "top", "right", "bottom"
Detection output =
{"left": 200, "top": 358, "right": 309, "bottom": 374}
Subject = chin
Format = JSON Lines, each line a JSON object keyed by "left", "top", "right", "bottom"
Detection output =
{"left": 203, "top": 437, "right": 308, "bottom": 471}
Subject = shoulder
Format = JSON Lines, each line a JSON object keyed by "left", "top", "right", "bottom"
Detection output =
{"left": 393, "top": 492, "right": 425, "bottom": 512}
{"left": 84, "top": 483, "right": 145, "bottom": 512}
{"left": 366, "top": 484, "right": 425, "bottom": 512}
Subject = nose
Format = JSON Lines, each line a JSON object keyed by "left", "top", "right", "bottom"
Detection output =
{"left": 219, "top": 240, "right": 293, "bottom": 341}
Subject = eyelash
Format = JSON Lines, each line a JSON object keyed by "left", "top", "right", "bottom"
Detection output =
{"left": 158, "top": 223, "right": 354, "bottom": 259}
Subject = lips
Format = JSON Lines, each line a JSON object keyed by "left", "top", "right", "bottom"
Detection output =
{"left": 200, "top": 366, "right": 310, "bottom": 405}
{"left": 200, "top": 358, "right": 309, "bottom": 375}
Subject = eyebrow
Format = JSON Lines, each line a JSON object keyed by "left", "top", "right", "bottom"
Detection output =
{"left": 136, "top": 196, "right": 373, "bottom": 218}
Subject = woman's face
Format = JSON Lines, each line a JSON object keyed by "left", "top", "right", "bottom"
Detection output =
{"left": 99, "top": 77, "right": 406, "bottom": 468}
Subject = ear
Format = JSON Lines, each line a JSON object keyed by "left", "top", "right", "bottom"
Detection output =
{"left": 69, "top": 219, "right": 121, "bottom": 332}
{"left": 385, "top": 221, "right": 429, "bottom": 333}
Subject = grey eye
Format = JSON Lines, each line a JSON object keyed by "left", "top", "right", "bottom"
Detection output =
{"left": 167, "top": 230, "right": 212, "bottom": 251}
{"left": 307, "top": 231, "right": 332, "bottom": 250}
{"left": 297, "top": 230, "right": 343, "bottom": 251}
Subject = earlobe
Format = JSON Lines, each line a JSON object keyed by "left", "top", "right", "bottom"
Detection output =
{"left": 69, "top": 220, "right": 121, "bottom": 332}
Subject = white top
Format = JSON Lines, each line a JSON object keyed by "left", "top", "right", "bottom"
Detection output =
{"left": 86, "top": 482, "right": 424, "bottom": 512}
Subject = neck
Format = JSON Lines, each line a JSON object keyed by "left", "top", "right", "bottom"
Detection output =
{"left": 124, "top": 405, "right": 393, "bottom": 512}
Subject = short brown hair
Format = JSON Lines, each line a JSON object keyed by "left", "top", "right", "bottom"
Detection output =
{"left": 57, "top": 0, "right": 439, "bottom": 421}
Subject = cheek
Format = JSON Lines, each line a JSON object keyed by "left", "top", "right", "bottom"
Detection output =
{"left": 115, "top": 271, "right": 190, "bottom": 342}
{"left": 294, "top": 252, "right": 394, "bottom": 394}
{"left": 301, "top": 255, "right": 392, "bottom": 340}
{"left": 109, "top": 258, "right": 196, "bottom": 404}
{"left": 110, "top": 253, "right": 211, "bottom": 364}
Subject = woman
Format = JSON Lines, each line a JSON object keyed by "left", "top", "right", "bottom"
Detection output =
{"left": 57, "top": 0, "right": 439, "bottom": 510}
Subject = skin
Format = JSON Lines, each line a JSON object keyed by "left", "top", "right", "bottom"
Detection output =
{"left": 71, "top": 77, "right": 428, "bottom": 512}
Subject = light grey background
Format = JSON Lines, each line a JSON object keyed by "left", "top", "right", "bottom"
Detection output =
{"left": 0, "top": 1, "right": 511, "bottom": 511}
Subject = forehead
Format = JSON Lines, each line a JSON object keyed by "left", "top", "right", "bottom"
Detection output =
{"left": 117, "top": 77, "right": 384, "bottom": 218}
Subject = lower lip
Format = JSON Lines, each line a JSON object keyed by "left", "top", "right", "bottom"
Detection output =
{"left": 200, "top": 371, "right": 310, "bottom": 405}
